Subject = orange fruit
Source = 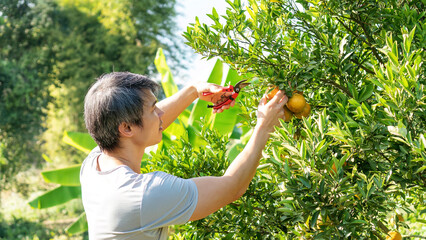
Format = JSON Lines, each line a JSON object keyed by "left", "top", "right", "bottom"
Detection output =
{"left": 287, "top": 93, "right": 306, "bottom": 113}
{"left": 386, "top": 231, "right": 402, "bottom": 240}
{"left": 283, "top": 106, "right": 294, "bottom": 122}
{"left": 294, "top": 103, "right": 311, "bottom": 119}
{"left": 266, "top": 86, "right": 279, "bottom": 100}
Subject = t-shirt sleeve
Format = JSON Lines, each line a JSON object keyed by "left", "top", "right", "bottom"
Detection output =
{"left": 140, "top": 171, "right": 198, "bottom": 230}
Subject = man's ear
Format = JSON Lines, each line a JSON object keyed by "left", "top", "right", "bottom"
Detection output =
{"left": 118, "top": 122, "right": 134, "bottom": 137}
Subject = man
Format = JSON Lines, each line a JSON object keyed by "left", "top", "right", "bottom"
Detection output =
{"left": 81, "top": 72, "right": 287, "bottom": 239}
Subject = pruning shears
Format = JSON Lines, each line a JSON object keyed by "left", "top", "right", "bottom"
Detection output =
{"left": 203, "top": 79, "right": 251, "bottom": 110}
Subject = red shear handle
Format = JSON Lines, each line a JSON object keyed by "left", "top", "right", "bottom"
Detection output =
{"left": 208, "top": 92, "right": 239, "bottom": 110}
{"left": 202, "top": 85, "right": 234, "bottom": 96}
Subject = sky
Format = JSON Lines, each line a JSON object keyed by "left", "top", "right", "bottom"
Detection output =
{"left": 174, "top": 0, "right": 229, "bottom": 85}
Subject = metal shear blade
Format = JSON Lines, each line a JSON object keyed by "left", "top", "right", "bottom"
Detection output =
{"left": 233, "top": 79, "right": 251, "bottom": 93}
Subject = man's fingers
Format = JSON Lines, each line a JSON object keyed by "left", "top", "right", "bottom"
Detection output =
{"left": 212, "top": 100, "right": 235, "bottom": 114}
{"left": 279, "top": 95, "right": 288, "bottom": 106}
{"left": 267, "top": 91, "right": 288, "bottom": 109}
{"left": 270, "top": 90, "right": 285, "bottom": 102}
{"left": 259, "top": 95, "right": 267, "bottom": 106}
{"left": 210, "top": 85, "right": 224, "bottom": 94}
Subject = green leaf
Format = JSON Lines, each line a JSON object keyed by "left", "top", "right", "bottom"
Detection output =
{"left": 299, "top": 176, "right": 311, "bottom": 188}
{"left": 42, "top": 164, "right": 81, "bottom": 186}
{"left": 63, "top": 131, "right": 97, "bottom": 154}
{"left": 388, "top": 51, "right": 399, "bottom": 66}
{"left": 358, "top": 84, "right": 374, "bottom": 102}
{"left": 227, "top": 142, "right": 244, "bottom": 162}
{"left": 161, "top": 71, "right": 179, "bottom": 98}
{"left": 347, "top": 82, "right": 358, "bottom": 99}
{"left": 414, "top": 165, "right": 426, "bottom": 174}
{"left": 282, "top": 144, "right": 300, "bottom": 156}
{"left": 66, "top": 212, "right": 88, "bottom": 235}
{"left": 154, "top": 48, "right": 179, "bottom": 98}
{"left": 186, "top": 124, "right": 206, "bottom": 148}
{"left": 277, "top": 207, "right": 294, "bottom": 213}
{"left": 416, "top": 219, "right": 426, "bottom": 224}
{"left": 42, "top": 153, "right": 52, "bottom": 163}
{"left": 179, "top": 108, "right": 191, "bottom": 126}
{"left": 385, "top": 62, "right": 394, "bottom": 82}
{"left": 339, "top": 35, "right": 348, "bottom": 55}
{"left": 154, "top": 48, "right": 170, "bottom": 77}
{"left": 351, "top": 220, "right": 367, "bottom": 224}
{"left": 310, "top": 210, "right": 320, "bottom": 229}
{"left": 164, "top": 121, "right": 186, "bottom": 140}
{"left": 28, "top": 186, "right": 81, "bottom": 209}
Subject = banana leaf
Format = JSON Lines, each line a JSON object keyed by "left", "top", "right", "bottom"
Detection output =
{"left": 41, "top": 164, "right": 81, "bottom": 186}
{"left": 28, "top": 186, "right": 81, "bottom": 209}
{"left": 66, "top": 212, "right": 88, "bottom": 235}
{"left": 154, "top": 48, "right": 178, "bottom": 98}
{"left": 163, "top": 120, "right": 186, "bottom": 140}
{"left": 63, "top": 131, "right": 97, "bottom": 154}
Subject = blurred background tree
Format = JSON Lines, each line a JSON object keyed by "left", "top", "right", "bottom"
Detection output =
{"left": 0, "top": 0, "right": 185, "bottom": 187}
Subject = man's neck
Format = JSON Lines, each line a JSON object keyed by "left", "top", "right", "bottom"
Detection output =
{"left": 100, "top": 147, "right": 145, "bottom": 174}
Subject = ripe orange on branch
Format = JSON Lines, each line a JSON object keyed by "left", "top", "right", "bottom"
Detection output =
{"left": 266, "top": 86, "right": 280, "bottom": 100}
{"left": 283, "top": 106, "right": 294, "bottom": 122}
{"left": 286, "top": 92, "right": 306, "bottom": 113}
{"left": 386, "top": 231, "right": 402, "bottom": 240}
{"left": 294, "top": 103, "right": 311, "bottom": 119}
{"left": 265, "top": 86, "right": 311, "bottom": 120}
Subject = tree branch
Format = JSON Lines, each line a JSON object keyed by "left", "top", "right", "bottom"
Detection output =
{"left": 320, "top": 78, "right": 353, "bottom": 97}
{"left": 350, "top": 58, "right": 375, "bottom": 75}
{"left": 349, "top": 13, "right": 384, "bottom": 65}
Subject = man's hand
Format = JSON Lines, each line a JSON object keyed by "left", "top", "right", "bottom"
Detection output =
{"left": 194, "top": 83, "right": 235, "bottom": 114}
{"left": 256, "top": 90, "right": 288, "bottom": 132}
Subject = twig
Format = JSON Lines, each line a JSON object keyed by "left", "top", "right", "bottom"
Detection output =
{"left": 350, "top": 58, "right": 375, "bottom": 75}
{"left": 320, "top": 78, "right": 353, "bottom": 97}
{"left": 373, "top": 231, "right": 385, "bottom": 240}
{"left": 376, "top": 220, "right": 390, "bottom": 233}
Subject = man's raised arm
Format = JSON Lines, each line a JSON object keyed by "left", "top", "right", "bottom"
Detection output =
{"left": 189, "top": 90, "right": 287, "bottom": 221}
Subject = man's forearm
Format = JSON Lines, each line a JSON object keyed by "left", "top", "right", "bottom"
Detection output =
{"left": 223, "top": 125, "right": 271, "bottom": 198}
{"left": 157, "top": 85, "right": 198, "bottom": 129}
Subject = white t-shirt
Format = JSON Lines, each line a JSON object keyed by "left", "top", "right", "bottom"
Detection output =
{"left": 80, "top": 147, "right": 198, "bottom": 240}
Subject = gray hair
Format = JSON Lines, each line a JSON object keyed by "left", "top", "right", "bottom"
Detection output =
{"left": 84, "top": 72, "right": 160, "bottom": 151}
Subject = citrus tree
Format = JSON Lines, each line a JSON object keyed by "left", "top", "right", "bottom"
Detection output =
{"left": 178, "top": 0, "right": 426, "bottom": 239}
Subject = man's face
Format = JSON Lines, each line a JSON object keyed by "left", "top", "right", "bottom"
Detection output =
{"left": 134, "top": 89, "right": 164, "bottom": 147}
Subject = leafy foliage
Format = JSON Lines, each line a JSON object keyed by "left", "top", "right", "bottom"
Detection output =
{"left": 183, "top": 0, "right": 425, "bottom": 238}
